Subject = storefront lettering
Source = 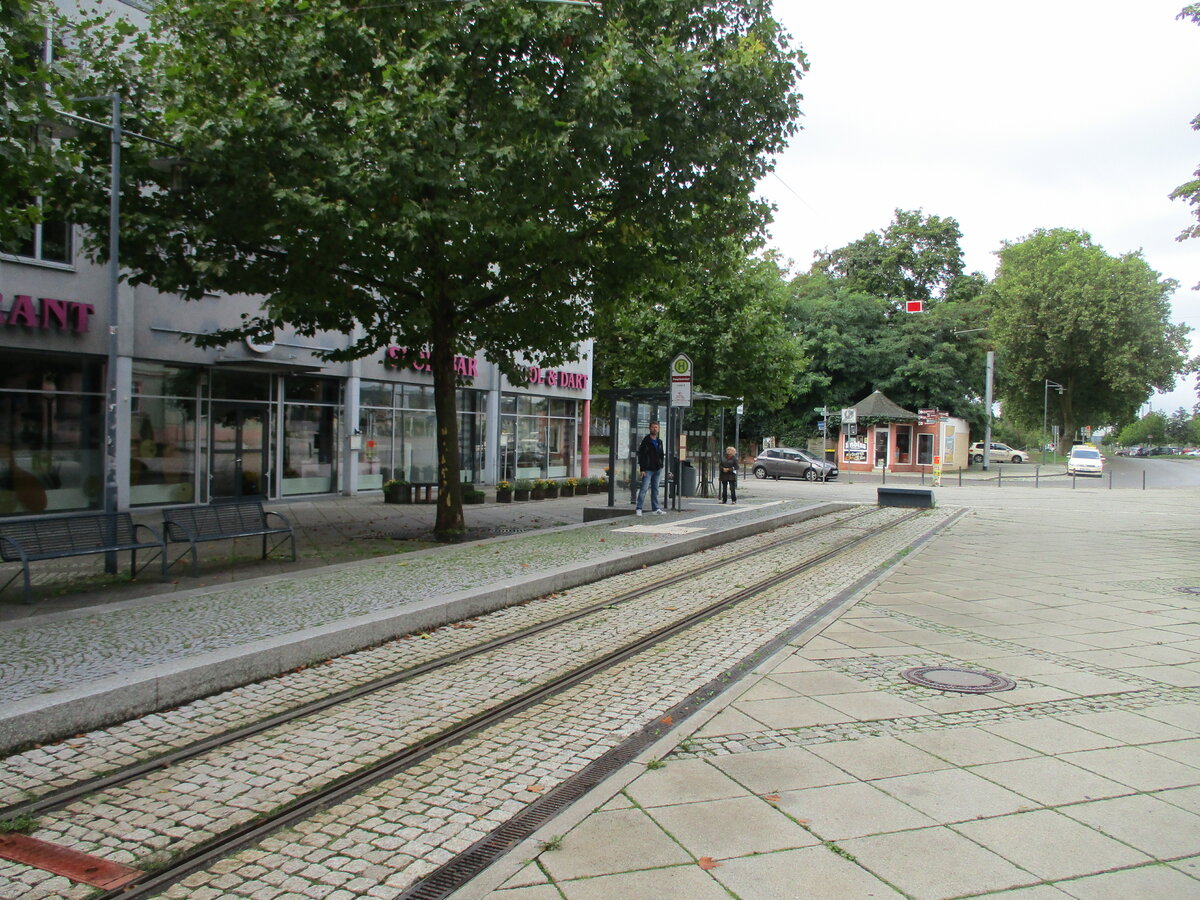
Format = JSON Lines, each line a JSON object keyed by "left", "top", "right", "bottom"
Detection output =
{"left": 381, "top": 347, "right": 588, "bottom": 391}
{"left": 526, "top": 366, "right": 588, "bottom": 391}
{"left": 0, "top": 294, "right": 95, "bottom": 333}
{"left": 384, "top": 346, "right": 478, "bottom": 379}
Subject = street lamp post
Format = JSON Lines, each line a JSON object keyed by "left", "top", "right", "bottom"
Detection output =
{"left": 1043, "top": 379, "right": 1063, "bottom": 464}
{"left": 56, "top": 94, "right": 179, "bottom": 569}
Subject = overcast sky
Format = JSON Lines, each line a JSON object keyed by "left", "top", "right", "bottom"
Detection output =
{"left": 756, "top": 0, "right": 1200, "bottom": 414}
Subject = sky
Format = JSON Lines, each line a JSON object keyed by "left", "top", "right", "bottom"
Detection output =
{"left": 755, "top": 0, "right": 1200, "bottom": 415}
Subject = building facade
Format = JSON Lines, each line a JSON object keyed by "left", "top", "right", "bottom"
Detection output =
{"left": 0, "top": 255, "right": 593, "bottom": 517}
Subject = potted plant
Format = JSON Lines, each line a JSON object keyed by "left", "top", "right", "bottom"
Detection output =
{"left": 463, "top": 485, "right": 486, "bottom": 504}
{"left": 544, "top": 479, "right": 559, "bottom": 499}
{"left": 514, "top": 479, "right": 532, "bottom": 501}
{"left": 495, "top": 480, "right": 513, "bottom": 503}
{"left": 531, "top": 479, "right": 547, "bottom": 501}
{"left": 592, "top": 475, "right": 607, "bottom": 494}
{"left": 383, "top": 478, "right": 411, "bottom": 504}
{"left": 560, "top": 477, "right": 579, "bottom": 497}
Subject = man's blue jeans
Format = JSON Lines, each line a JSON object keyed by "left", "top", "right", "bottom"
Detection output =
{"left": 637, "top": 468, "right": 662, "bottom": 511}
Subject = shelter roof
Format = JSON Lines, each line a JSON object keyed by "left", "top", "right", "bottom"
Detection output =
{"left": 852, "top": 390, "right": 918, "bottom": 421}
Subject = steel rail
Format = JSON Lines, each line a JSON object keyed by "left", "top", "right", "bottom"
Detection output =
{"left": 1, "top": 507, "right": 876, "bottom": 822}
{"left": 86, "top": 508, "right": 925, "bottom": 900}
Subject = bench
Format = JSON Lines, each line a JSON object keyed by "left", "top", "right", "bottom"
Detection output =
{"left": 878, "top": 487, "right": 935, "bottom": 509}
{"left": 0, "top": 513, "right": 167, "bottom": 604}
{"left": 163, "top": 501, "right": 296, "bottom": 575}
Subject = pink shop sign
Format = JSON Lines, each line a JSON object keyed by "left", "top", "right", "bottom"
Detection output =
{"left": 385, "top": 346, "right": 478, "bottom": 379}
{"left": 0, "top": 294, "right": 95, "bottom": 333}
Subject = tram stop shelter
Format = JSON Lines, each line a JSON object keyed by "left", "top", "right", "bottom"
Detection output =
{"left": 596, "top": 387, "right": 735, "bottom": 516}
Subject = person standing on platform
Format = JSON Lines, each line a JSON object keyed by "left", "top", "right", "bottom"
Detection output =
{"left": 719, "top": 445, "right": 739, "bottom": 504}
{"left": 635, "top": 421, "right": 666, "bottom": 516}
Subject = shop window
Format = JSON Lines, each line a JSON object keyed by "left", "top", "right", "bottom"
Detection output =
{"left": 282, "top": 378, "right": 341, "bottom": 495}
{"left": 130, "top": 363, "right": 199, "bottom": 506}
{"left": 917, "top": 433, "right": 934, "bottom": 466}
{"left": 0, "top": 353, "right": 104, "bottom": 514}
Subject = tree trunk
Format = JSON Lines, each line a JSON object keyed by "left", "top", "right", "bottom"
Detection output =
{"left": 430, "top": 328, "right": 465, "bottom": 540}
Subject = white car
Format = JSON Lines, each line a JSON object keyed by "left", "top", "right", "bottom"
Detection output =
{"left": 1066, "top": 444, "right": 1104, "bottom": 477}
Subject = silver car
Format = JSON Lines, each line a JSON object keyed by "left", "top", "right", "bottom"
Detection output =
{"left": 752, "top": 448, "right": 838, "bottom": 481}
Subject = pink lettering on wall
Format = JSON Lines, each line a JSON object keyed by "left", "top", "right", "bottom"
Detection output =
{"left": 384, "top": 346, "right": 477, "bottom": 380}
{"left": 0, "top": 295, "right": 95, "bottom": 333}
{"left": 526, "top": 365, "right": 588, "bottom": 391}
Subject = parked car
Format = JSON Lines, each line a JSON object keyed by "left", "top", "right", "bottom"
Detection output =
{"left": 1066, "top": 444, "right": 1104, "bottom": 477}
{"left": 752, "top": 448, "right": 838, "bottom": 481}
{"left": 968, "top": 442, "right": 1027, "bottom": 464}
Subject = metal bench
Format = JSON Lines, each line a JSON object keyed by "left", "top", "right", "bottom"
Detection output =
{"left": 163, "top": 501, "right": 296, "bottom": 575}
{"left": 0, "top": 512, "right": 167, "bottom": 604}
{"left": 877, "top": 486, "right": 935, "bottom": 509}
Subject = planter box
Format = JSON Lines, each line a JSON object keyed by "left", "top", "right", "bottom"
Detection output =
{"left": 531, "top": 489, "right": 546, "bottom": 500}
{"left": 384, "top": 485, "right": 412, "bottom": 504}
{"left": 544, "top": 487, "right": 559, "bottom": 499}
{"left": 514, "top": 489, "right": 531, "bottom": 501}
{"left": 560, "top": 485, "right": 575, "bottom": 497}
{"left": 496, "top": 490, "right": 513, "bottom": 503}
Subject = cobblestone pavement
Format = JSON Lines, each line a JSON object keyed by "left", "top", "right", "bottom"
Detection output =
{"left": 461, "top": 486, "right": 1200, "bottom": 900}
{"left": 0, "top": 491, "right": 853, "bottom": 752}
{"left": 0, "top": 505, "right": 941, "bottom": 898}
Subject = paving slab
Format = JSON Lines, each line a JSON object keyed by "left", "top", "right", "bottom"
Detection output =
{"left": 460, "top": 485, "right": 1200, "bottom": 900}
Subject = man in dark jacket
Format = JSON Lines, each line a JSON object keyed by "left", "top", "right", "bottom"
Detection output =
{"left": 636, "top": 421, "right": 665, "bottom": 516}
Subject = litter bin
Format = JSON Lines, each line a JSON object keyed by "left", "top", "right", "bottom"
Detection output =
{"left": 679, "top": 460, "right": 697, "bottom": 497}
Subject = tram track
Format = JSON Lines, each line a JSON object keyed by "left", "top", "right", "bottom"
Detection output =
{"left": 0, "top": 505, "right": 873, "bottom": 823}
{"left": 0, "top": 505, "right": 939, "bottom": 900}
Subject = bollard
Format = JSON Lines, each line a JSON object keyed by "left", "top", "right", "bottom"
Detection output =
{"left": 1072, "top": 473, "right": 1076, "bottom": 489}
{"left": 1035, "top": 466, "right": 1039, "bottom": 488}
{"left": 958, "top": 468, "right": 962, "bottom": 487}
{"left": 1108, "top": 471, "right": 1113, "bottom": 490}
{"left": 1143, "top": 471, "right": 1146, "bottom": 491}
{"left": 882, "top": 467, "right": 887, "bottom": 484}
{"left": 998, "top": 467, "right": 1002, "bottom": 488}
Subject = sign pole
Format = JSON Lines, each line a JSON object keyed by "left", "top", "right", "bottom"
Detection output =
{"left": 669, "top": 353, "right": 693, "bottom": 511}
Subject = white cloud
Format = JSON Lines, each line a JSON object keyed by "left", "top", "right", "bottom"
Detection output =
{"left": 760, "top": 0, "right": 1200, "bottom": 410}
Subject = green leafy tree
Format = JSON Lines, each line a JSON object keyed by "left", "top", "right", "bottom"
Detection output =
{"left": 66, "top": 0, "right": 804, "bottom": 538}
{"left": 595, "top": 242, "right": 803, "bottom": 414}
{"left": 0, "top": 0, "right": 138, "bottom": 250}
{"left": 990, "top": 229, "right": 1191, "bottom": 450}
{"left": 812, "top": 209, "right": 968, "bottom": 311}
{"left": 1165, "top": 406, "right": 1196, "bottom": 445}
{"left": 1116, "top": 411, "right": 1167, "bottom": 447}
{"left": 776, "top": 212, "right": 990, "bottom": 426}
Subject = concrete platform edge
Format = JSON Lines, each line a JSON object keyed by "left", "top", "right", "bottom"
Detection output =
{"left": 0, "top": 502, "right": 853, "bottom": 753}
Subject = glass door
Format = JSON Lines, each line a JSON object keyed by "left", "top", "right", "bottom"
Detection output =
{"left": 210, "top": 403, "right": 269, "bottom": 500}
{"left": 874, "top": 428, "right": 889, "bottom": 469}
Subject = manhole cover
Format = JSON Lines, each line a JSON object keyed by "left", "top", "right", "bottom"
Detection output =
{"left": 1176, "top": 586, "right": 1200, "bottom": 595}
{"left": 901, "top": 666, "right": 1016, "bottom": 694}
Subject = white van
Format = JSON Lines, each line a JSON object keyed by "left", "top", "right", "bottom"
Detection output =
{"left": 1066, "top": 444, "right": 1104, "bottom": 477}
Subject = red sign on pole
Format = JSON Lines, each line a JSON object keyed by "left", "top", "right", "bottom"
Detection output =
{"left": 906, "top": 299, "right": 924, "bottom": 313}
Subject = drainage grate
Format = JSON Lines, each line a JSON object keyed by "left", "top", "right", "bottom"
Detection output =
{"left": 902, "top": 665, "right": 1016, "bottom": 694}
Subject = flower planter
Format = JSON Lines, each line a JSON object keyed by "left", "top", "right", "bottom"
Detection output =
{"left": 384, "top": 484, "right": 412, "bottom": 504}
{"left": 496, "top": 489, "right": 513, "bottom": 503}
{"left": 560, "top": 485, "right": 575, "bottom": 497}
{"left": 514, "top": 489, "right": 531, "bottom": 501}
{"left": 531, "top": 488, "right": 546, "bottom": 501}
{"left": 591, "top": 483, "right": 605, "bottom": 494}
{"left": 544, "top": 487, "right": 559, "bottom": 499}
